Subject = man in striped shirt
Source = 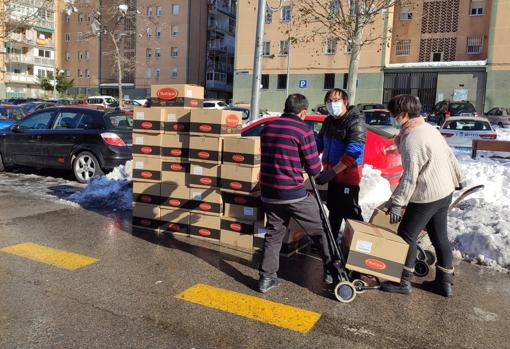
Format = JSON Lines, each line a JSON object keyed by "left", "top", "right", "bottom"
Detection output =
{"left": 258, "top": 94, "right": 333, "bottom": 293}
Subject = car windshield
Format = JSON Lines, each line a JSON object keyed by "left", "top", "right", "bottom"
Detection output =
{"left": 364, "top": 111, "right": 394, "bottom": 126}
{"left": 20, "top": 104, "right": 34, "bottom": 112}
{"left": 444, "top": 119, "right": 491, "bottom": 131}
{"left": 104, "top": 114, "right": 133, "bottom": 130}
{"left": 218, "top": 101, "right": 228, "bottom": 107}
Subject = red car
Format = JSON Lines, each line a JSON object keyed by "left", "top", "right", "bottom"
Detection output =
{"left": 242, "top": 115, "right": 402, "bottom": 185}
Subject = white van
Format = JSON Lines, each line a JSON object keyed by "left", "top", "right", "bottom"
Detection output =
{"left": 86, "top": 96, "right": 119, "bottom": 110}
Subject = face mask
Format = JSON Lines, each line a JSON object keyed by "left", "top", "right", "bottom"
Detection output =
{"left": 327, "top": 101, "right": 344, "bottom": 117}
{"left": 395, "top": 114, "right": 406, "bottom": 126}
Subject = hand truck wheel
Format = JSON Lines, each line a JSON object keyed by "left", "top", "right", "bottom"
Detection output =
{"left": 352, "top": 279, "right": 367, "bottom": 294}
{"left": 334, "top": 281, "right": 357, "bottom": 303}
{"left": 414, "top": 260, "right": 430, "bottom": 277}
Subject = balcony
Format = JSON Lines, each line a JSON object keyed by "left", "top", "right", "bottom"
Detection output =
{"left": 208, "top": 0, "right": 236, "bottom": 17}
{"left": 4, "top": 73, "right": 38, "bottom": 85}
{"left": 207, "top": 41, "right": 235, "bottom": 55}
{"left": 33, "top": 56, "right": 55, "bottom": 66}
{"left": 6, "top": 54, "right": 55, "bottom": 67}
{"left": 7, "top": 34, "right": 55, "bottom": 48}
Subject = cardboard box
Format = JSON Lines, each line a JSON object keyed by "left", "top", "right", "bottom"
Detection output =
{"left": 161, "top": 134, "right": 189, "bottom": 161}
{"left": 220, "top": 164, "right": 260, "bottom": 194}
{"left": 224, "top": 203, "right": 264, "bottom": 222}
{"left": 160, "top": 184, "right": 191, "bottom": 210}
{"left": 281, "top": 220, "right": 309, "bottom": 256}
{"left": 132, "top": 202, "right": 160, "bottom": 231}
{"left": 132, "top": 156, "right": 162, "bottom": 182}
{"left": 151, "top": 84, "right": 204, "bottom": 108}
{"left": 162, "top": 108, "right": 191, "bottom": 134}
{"left": 133, "top": 107, "right": 163, "bottom": 133}
{"left": 222, "top": 137, "right": 261, "bottom": 167}
{"left": 189, "top": 188, "right": 222, "bottom": 216}
{"left": 160, "top": 208, "right": 190, "bottom": 237}
{"left": 161, "top": 161, "right": 190, "bottom": 186}
{"left": 190, "top": 109, "right": 243, "bottom": 136}
{"left": 253, "top": 225, "right": 267, "bottom": 251}
{"left": 132, "top": 132, "right": 161, "bottom": 157}
{"left": 222, "top": 192, "right": 261, "bottom": 207}
{"left": 189, "top": 136, "right": 222, "bottom": 165}
{"left": 342, "top": 220, "right": 409, "bottom": 283}
{"left": 133, "top": 181, "right": 162, "bottom": 205}
{"left": 369, "top": 204, "right": 427, "bottom": 239}
{"left": 189, "top": 213, "right": 221, "bottom": 244}
{"left": 189, "top": 163, "right": 220, "bottom": 188}
{"left": 220, "top": 217, "right": 261, "bottom": 251}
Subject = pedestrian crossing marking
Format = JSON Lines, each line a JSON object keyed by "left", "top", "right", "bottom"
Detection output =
{"left": 0, "top": 242, "right": 99, "bottom": 270}
{"left": 175, "top": 283, "right": 321, "bottom": 334}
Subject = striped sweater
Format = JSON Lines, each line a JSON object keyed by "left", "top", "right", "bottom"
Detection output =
{"left": 260, "top": 114, "right": 322, "bottom": 202}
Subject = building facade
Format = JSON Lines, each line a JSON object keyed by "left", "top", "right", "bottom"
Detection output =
{"left": 233, "top": 0, "right": 509, "bottom": 113}
{"left": 1, "top": 0, "right": 56, "bottom": 98}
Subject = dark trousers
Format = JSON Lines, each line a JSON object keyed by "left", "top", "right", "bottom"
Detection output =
{"left": 398, "top": 194, "right": 453, "bottom": 270}
{"left": 259, "top": 194, "right": 332, "bottom": 278}
{"left": 326, "top": 182, "right": 363, "bottom": 241}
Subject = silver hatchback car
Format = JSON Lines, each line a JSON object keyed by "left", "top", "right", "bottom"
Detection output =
{"left": 485, "top": 107, "right": 510, "bottom": 128}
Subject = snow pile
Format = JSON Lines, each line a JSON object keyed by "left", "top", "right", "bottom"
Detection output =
{"left": 496, "top": 127, "right": 510, "bottom": 141}
{"left": 359, "top": 165, "right": 392, "bottom": 220}
{"left": 67, "top": 161, "right": 132, "bottom": 211}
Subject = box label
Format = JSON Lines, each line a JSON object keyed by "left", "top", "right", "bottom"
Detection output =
{"left": 135, "top": 137, "right": 144, "bottom": 145}
{"left": 243, "top": 207, "right": 254, "bottom": 216}
{"left": 135, "top": 112, "right": 145, "bottom": 120}
{"left": 192, "top": 166, "right": 203, "bottom": 175}
{"left": 135, "top": 161, "right": 144, "bottom": 169}
{"left": 356, "top": 240, "right": 373, "bottom": 254}
{"left": 192, "top": 192, "right": 202, "bottom": 200}
{"left": 167, "top": 114, "right": 177, "bottom": 122}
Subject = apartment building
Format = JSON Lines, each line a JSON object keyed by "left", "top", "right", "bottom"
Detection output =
{"left": 0, "top": 0, "right": 56, "bottom": 98}
{"left": 233, "top": 0, "right": 509, "bottom": 113}
{"left": 56, "top": 0, "right": 236, "bottom": 100}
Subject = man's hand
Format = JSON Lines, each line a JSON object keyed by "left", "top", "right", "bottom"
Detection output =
{"left": 315, "top": 169, "right": 336, "bottom": 185}
{"left": 455, "top": 180, "right": 467, "bottom": 191}
{"left": 386, "top": 204, "right": 403, "bottom": 224}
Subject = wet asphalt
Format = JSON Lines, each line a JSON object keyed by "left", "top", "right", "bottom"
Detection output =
{"left": 0, "top": 172, "right": 509, "bottom": 349}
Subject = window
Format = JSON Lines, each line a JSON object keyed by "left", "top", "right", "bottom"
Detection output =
{"left": 65, "top": 33, "right": 71, "bottom": 42}
{"left": 85, "top": 69, "right": 89, "bottom": 77}
{"left": 470, "top": 0, "right": 485, "bottom": 16}
{"left": 329, "top": 0, "right": 340, "bottom": 17}
{"left": 77, "top": 32, "right": 83, "bottom": 41}
{"left": 171, "top": 68, "right": 178, "bottom": 78}
{"left": 154, "top": 68, "right": 160, "bottom": 80}
{"left": 343, "top": 73, "right": 349, "bottom": 89}
{"left": 263, "top": 41, "right": 271, "bottom": 56}
{"left": 265, "top": 7, "right": 272, "bottom": 24}
{"left": 155, "top": 48, "right": 161, "bottom": 58}
{"left": 53, "top": 112, "right": 82, "bottom": 129}
{"left": 147, "top": 28, "right": 152, "bottom": 38}
{"left": 147, "top": 7, "right": 153, "bottom": 16}
{"left": 172, "top": 4, "right": 180, "bottom": 16}
{"left": 345, "top": 41, "right": 352, "bottom": 54}
{"left": 171, "top": 47, "right": 178, "bottom": 58}
{"left": 431, "top": 52, "right": 443, "bottom": 61}
{"left": 156, "top": 6, "right": 162, "bottom": 16}
{"left": 65, "top": 15, "right": 70, "bottom": 23}
{"left": 277, "top": 74, "right": 287, "bottom": 89}
{"left": 281, "top": 6, "right": 291, "bottom": 22}
{"left": 279, "top": 40, "right": 289, "bottom": 56}
{"left": 78, "top": 69, "right": 83, "bottom": 77}
{"left": 85, "top": 51, "right": 90, "bottom": 60}
{"left": 65, "top": 52, "right": 71, "bottom": 61}
{"left": 396, "top": 40, "right": 411, "bottom": 56}
{"left": 171, "top": 25, "right": 179, "bottom": 37}
{"left": 325, "top": 38, "right": 337, "bottom": 55}
{"left": 87, "top": 15, "right": 91, "bottom": 22}
{"left": 146, "top": 48, "right": 152, "bottom": 58}
{"left": 65, "top": 70, "right": 70, "bottom": 78}
{"left": 399, "top": 7, "right": 412, "bottom": 20}
{"left": 156, "top": 27, "right": 161, "bottom": 37}
{"left": 349, "top": 0, "right": 356, "bottom": 16}
{"left": 79, "top": 14, "right": 84, "bottom": 23}
{"left": 19, "top": 111, "right": 54, "bottom": 130}
{"left": 78, "top": 51, "right": 84, "bottom": 60}
{"left": 77, "top": 113, "right": 102, "bottom": 130}
{"left": 466, "top": 37, "right": 483, "bottom": 54}
{"left": 324, "top": 73, "right": 335, "bottom": 89}
{"left": 261, "top": 74, "right": 269, "bottom": 89}
{"left": 146, "top": 67, "right": 151, "bottom": 79}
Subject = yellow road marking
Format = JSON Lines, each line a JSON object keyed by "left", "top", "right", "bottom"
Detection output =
{"left": 0, "top": 242, "right": 99, "bottom": 270}
{"left": 175, "top": 283, "right": 321, "bottom": 334}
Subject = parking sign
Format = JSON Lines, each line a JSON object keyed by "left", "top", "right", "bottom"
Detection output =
{"left": 298, "top": 80, "right": 308, "bottom": 88}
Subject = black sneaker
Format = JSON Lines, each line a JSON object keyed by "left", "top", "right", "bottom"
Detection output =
{"left": 258, "top": 276, "right": 281, "bottom": 293}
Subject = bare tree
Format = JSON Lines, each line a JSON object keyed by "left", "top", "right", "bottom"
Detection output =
{"left": 1, "top": 0, "right": 54, "bottom": 41}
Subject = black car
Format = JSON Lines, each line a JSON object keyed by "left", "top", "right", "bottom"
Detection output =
{"left": 225, "top": 106, "right": 250, "bottom": 122}
{"left": 428, "top": 101, "right": 478, "bottom": 126}
{"left": 0, "top": 107, "right": 132, "bottom": 183}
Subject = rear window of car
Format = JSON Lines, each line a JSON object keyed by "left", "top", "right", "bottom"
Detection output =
{"left": 87, "top": 98, "right": 103, "bottom": 104}
{"left": 364, "top": 111, "right": 393, "bottom": 126}
{"left": 450, "top": 103, "right": 475, "bottom": 113}
{"left": 444, "top": 119, "right": 491, "bottom": 131}
{"left": 104, "top": 114, "right": 133, "bottom": 130}
{"left": 203, "top": 102, "right": 215, "bottom": 108}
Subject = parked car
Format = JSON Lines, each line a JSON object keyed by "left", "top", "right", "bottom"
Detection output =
{"left": 225, "top": 106, "right": 250, "bottom": 123}
{"left": 356, "top": 103, "right": 386, "bottom": 111}
{"left": 485, "top": 107, "right": 510, "bottom": 128}
{"left": 86, "top": 96, "right": 120, "bottom": 111}
{"left": 428, "top": 100, "right": 478, "bottom": 126}
{"left": 440, "top": 116, "right": 496, "bottom": 150}
{"left": 242, "top": 115, "right": 403, "bottom": 185}
{"left": 203, "top": 100, "right": 228, "bottom": 109}
{"left": 19, "top": 102, "right": 56, "bottom": 115}
{"left": 2, "top": 98, "right": 42, "bottom": 105}
{"left": 0, "top": 107, "right": 132, "bottom": 183}
{"left": 0, "top": 105, "right": 26, "bottom": 129}
{"left": 363, "top": 109, "right": 400, "bottom": 136}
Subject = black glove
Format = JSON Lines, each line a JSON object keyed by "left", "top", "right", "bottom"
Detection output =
{"left": 315, "top": 169, "right": 336, "bottom": 185}
{"left": 455, "top": 180, "right": 467, "bottom": 191}
{"left": 388, "top": 204, "right": 403, "bottom": 224}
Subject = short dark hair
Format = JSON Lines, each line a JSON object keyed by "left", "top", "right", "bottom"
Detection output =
{"left": 284, "top": 94, "right": 309, "bottom": 114}
{"left": 387, "top": 95, "right": 422, "bottom": 118}
{"left": 324, "top": 88, "right": 349, "bottom": 104}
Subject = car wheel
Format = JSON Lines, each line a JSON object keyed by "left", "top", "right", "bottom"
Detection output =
{"left": 0, "top": 152, "right": 5, "bottom": 172}
{"left": 73, "top": 151, "right": 104, "bottom": 183}
{"left": 498, "top": 122, "right": 504, "bottom": 128}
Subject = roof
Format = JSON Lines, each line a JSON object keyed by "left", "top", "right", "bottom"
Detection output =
{"left": 445, "top": 116, "right": 490, "bottom": 122}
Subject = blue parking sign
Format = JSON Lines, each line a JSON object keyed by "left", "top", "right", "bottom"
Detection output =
{"left": 298, "top": 80, "right": 308, "bottom": 88}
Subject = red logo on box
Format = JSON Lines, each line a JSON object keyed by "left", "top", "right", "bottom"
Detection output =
{"left": 157, "top": 87, "right": 178, "bottom": 100}
{"left": 140, "top": 195, "right": 152, "bottom": 203}
{"left": 198, "top": 228, "right": 211, "bottom": 237}
{"left": 141, "top": 121, "right": 153, "bottom": 129}
{"left": 199, "top": 124, "right": 212, "bottom": 132}
{"left": 140, "top": 146, "right": 153, "bottom": 154}
{"left": 170, "top": 163, "right": 183, "bottom": 171}
{"left": 140, "top": 219, "right": 151, "bottom": 226}
{"left": 232, "top": 154, "right": 245, "bottom": 162}
{"left": 364, "top": 259, "right": 387, "bottom": 270}
{"left": 199, "top": 203, "right": 211, "bottom": 211}
{"left": 140, "top": 171, "right": 153, "bottom": 179}
{"left": 170, "top": 149, "right": 182, "bottom": 156}
{"left": 230, "top": 223, "right": 242, "bottom": 232}
{"left": 198, "top": 151, "right": 210, "bottom": 159}
{"left": 199, "top": 177, "right": 212, "bottom": 185}
{"left": 226, "top": 114, "right": 240, "bottom": 127}
{"left": 169, "top": 199, "right": 181, "bottom": 207}
{"left": 168, "top": 223, "right": 180, "bottom": 232}
{"left": 229, "top": 181, "right": 242, "bottom": 190}
{"left": 233, "top": 196, "right": 247, "bottom": 205}
{"left": 190, "top": 99, "right": 199, "bottom": 107}
{"left": 173, "top": 123, "right": 185, "bottom": 131}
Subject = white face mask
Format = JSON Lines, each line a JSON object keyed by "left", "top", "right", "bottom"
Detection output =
{"left": 327, "top": 101, "right": 344, "bottom": 117}
{"left": 395, "top": 114, "right": 406, "bottom": 126}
